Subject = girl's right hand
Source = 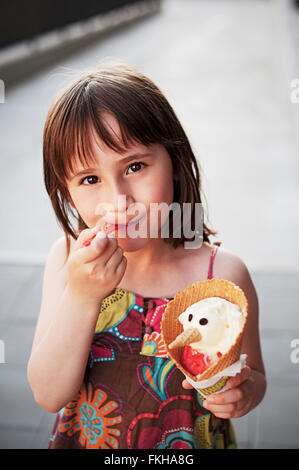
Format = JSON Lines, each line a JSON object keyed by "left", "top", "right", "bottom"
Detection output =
{"left": 66, "top": 225, "right": 127, "bottom": 305}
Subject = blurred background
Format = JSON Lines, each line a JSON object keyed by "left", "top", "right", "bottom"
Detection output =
{"left": 0, "top": 0, "right": 298, "bottom": 449}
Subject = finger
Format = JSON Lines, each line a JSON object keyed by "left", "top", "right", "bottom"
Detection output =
{"left": 105, "top": 246, "right": 124, "bottom": 271}
{"left": 83, "top": 220, "right": 111, "bottom": 245}
{"left": 82, "top": 234, "right": 97, "bottom": 247}
{"left": 203, "top": 402, "right": 230, "bottom": 414}
{"left": 203, "top": 379, "right": 254, "bottom": 417}
{"left": 99, "top": 235, "right": 120, "bottom": 265}
{"left": 203, "top": 400, "right": 241, "bottom": 414}
{"left": 204, "top": 387, "right": 244, "bottom": 406}
{"left": 204, "top": 396, "right": 249, "bottom": 418}
{"left": 74, "top": 224, "right": 102, "bottom": 249}
{"left": 82, "top": 232, "right": 119, "bottom": 265}
{"left": 208, "top": 412, "right": 233, "bottom": 419}
{"left": 115, "top": 255, "right": 127, "bottom": 278}
{"left": 182, "top": 379, "right": 194, "bottom": 390}
{"left": 226, "top": 366, "right": 252, "bottom": 389}
{"left": 76, "top": 230, "right": 109, "bottom": 264}
{"left": 84, "top": 233, "right": 120, "bottom": 267}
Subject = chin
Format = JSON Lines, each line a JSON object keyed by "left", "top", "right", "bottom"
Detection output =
{"left": 116, "top": 235, "right": 151, "bottom": 252}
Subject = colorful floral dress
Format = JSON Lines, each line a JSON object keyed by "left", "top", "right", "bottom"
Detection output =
{"left": 48, "top": 242, "right": 237, "bottom": 449}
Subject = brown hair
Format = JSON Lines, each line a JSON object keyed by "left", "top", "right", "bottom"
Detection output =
{"left": 43, "top": 62, "right": 218, "bottom": 263}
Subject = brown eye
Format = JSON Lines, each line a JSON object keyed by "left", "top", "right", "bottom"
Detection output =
{"left": 188, "top": 314, "right": 193, "bottom": 321}
{"left": 127, "top": 162, "right": 146, "bottom": 174}
{"left": 81, "top": 175, "right": 99, "bottom": 185}
{"left": 199, "top": 318, "right": 208, "bottom": 325}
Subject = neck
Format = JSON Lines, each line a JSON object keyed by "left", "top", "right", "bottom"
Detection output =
{"left": 124, "top": 238, "right": 179, "bottom": 275}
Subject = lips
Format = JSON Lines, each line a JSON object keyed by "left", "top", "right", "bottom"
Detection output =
{"left": 109, "top": 223, "right": 128, "bottom": 229}
{"left": 105, "top": 215, "right": 145, "bottom": 233}
{"left": 82, "top": 215, "right": 145, "bottom": 246}
{"left": 105, "top": 223, "right": 127, "bottom": 235}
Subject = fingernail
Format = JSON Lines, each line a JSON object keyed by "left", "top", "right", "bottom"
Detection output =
{"left": 207, "top": 396, "right": 215, "bottom": 403}
{"left": 92, "top": 231, "right": 106, "bottom": 245}
{"left": 83, "top": 234, "right": 96, "bottom": 247}
{"left": 96, "top": 231, "right": 106, "bottom": 239}
{"left": 107, "top": 232, "right": 116, "bottom": 238}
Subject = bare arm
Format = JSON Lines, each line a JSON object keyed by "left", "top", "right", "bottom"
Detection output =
{"left": 27, "top": 283, "right": 101, "bottom": 413}
{"left": 225, "top": 254, "right": 267, "bottom": 413}
{"left": 27, "top": 228, "right": 127, "bottom": 413}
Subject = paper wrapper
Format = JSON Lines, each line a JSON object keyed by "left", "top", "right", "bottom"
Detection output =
{"left": 161, "top": 279, "right": 248, "bottom": 401}
{"left": 185, "top": 354, "right": 247, "bottom": 401}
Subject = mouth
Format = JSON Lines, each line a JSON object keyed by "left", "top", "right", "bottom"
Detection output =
{"left": 104, "top": 216, "right": 145, "bottom": 235}
{"left": 106, "top": 223, "right": 128, "bottom": 234}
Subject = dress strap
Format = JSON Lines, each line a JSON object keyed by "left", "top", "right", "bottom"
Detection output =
{"left": 207, "top": 241, "right": 221, "bottom": 280}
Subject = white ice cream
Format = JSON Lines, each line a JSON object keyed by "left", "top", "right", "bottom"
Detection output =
{"left": 178, "top": 297, "right": 244, "bottom": 357}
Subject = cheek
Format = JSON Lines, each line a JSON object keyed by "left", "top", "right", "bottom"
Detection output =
{"left": 140, "top": 170, "right": 174, "bottom": 232}
{"left": 68, "top": 190, "right": 97, "bottom": 223}
{"left": 145, "top": 168, "right": 174, "bottom": 205}
{"left": 69, "top": 192, "right": 84, "bottom": 212}
{"left": 142, "top": 186, "right": 173, "bottom": 207}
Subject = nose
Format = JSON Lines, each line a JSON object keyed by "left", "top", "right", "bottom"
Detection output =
{"left": 94, "top": 181, "right": 135, "bottom": 223}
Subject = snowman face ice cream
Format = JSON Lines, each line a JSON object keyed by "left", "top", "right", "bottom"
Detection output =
{"left": 178, "top": 297, "right": 244, "bottom": 357}
{"left": 162, "top": 279, "right": 248, "bottom": 380}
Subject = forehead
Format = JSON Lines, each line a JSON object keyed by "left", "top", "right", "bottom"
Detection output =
{"left": 98, "top": 112, "right": 122, "bottom": 143}
{"left": 67, "top": 113, "right": 138, "bottom": 176}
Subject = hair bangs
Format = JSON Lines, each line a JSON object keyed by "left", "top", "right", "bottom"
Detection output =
{"left": 62, "top": 87, "right": 152, "bottom": 182}
{"left": 84, "top": 78, "right": 168, "bottom": 153}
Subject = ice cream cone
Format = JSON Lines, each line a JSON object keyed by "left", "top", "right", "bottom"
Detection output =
{"left": 161, "top": 279, "right": 248, "bottom": 382}
{"left": 169, "top": 327, "right": 202, "bottom": 349}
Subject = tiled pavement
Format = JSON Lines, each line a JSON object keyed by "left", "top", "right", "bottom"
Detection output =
{"left": 0, "top": 0, "right": 299, "bottom": 449}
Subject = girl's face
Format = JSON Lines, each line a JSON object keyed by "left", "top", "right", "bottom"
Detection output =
{"left": 67, "top": 113, "right": 174, "bottom": 252}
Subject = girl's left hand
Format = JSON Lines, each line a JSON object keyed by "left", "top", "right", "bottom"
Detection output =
{"left": 182, "top": 365, "right": 255, "bottom": 419}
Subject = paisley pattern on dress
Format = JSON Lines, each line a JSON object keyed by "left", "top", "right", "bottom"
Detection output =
{"left": 137, "top": 357, "right": 176, "bottom": 402}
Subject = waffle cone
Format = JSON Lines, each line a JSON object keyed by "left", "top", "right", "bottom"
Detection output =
{"left": 161, "top": 279, "right": 248, "bottom": 381}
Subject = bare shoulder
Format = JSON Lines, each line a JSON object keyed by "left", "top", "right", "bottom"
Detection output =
{"left": 46, "top": 236, "right": 69, "bottom": 281}
{"left": 48, "top": 233, "right": 76, "bottom": 265}
{"left": 187, "top": 241, "right": 258, "bottom": 304}
{"left": 42, "top": 234, "right": 72, "bottom": 300}
{"left": 213, "top": 244, "right": 259, "bottom": 310}
{"left": 213, "top": 245, "right": 250, "bottom": 280}
{"left": 181, "top": 241, "right": 251, "bottom": 284}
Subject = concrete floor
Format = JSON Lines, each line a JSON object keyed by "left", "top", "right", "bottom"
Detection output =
{"left": 0, "top": 0, "right": 299, "bottom": 449}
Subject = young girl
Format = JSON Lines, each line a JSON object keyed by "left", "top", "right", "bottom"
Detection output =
{"left": 27, "top": 62, "right": 266, "bottom": 449}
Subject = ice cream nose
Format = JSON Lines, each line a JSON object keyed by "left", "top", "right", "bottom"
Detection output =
{"left": 168, "top": 327, "right": 202, "bottom": 349}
